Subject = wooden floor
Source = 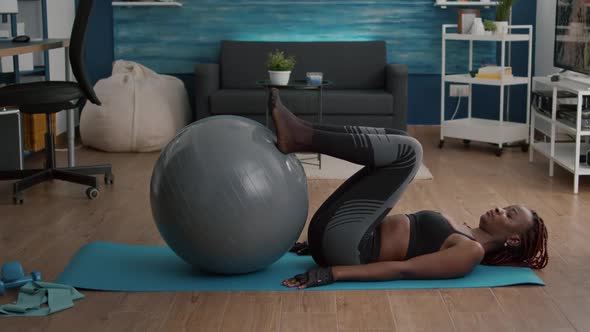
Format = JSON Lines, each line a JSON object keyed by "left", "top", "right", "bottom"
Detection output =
{"left": 1, "top": 126, "right": 589, "bottom": 332}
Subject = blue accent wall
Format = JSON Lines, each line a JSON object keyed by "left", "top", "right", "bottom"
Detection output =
{"left": 91, "top": 0, "right": 537, "bottom": 124}
{"left": 113, "top": 0, "right": 497, "bottom": 74}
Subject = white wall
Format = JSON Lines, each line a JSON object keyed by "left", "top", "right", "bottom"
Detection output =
{"left": 535, "top": 0, "right": 559, "bottom": 76}
{"left": 18, "top": 2, "right": 43, "bottom": 75}
{"left": 47, "top": 0, "right": 76, "bottom": 134}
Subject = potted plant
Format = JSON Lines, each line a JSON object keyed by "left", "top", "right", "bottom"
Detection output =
{"left": 266, "top": 50, "right": 296, "bottom": 86}
{"left": 483, "top": 19, "right": 497, "bottom": 35}
{"left": 495, "top": 0, "right": 518, "bottom": 35}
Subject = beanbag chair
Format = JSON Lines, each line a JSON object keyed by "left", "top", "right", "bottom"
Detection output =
{"left": 80, "top": 60, "right": 191, "bottom": 152}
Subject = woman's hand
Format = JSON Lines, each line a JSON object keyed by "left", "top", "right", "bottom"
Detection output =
{"left": 282, "top": 266, "right": 334, "bottom": 289}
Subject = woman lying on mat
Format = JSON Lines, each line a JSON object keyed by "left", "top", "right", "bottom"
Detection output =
{"left": 267, "top": 88, "right": 549, "bottom": 289}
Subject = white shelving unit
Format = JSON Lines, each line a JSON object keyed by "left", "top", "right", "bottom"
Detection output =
{"left": 439, "top": 24, "right": 533, "bottom": 156}
{"left": 434, "top": 1, "right": 498, "bottom": 9}
{"left": 530, "top": 77, "right": 590, "bottom": 194}
{"left": 444, "top": 33, "right": 529, "bottom": 42}
{"left": 112, "top": 1, "right": 182, "bottom": 7}
{"left": 444, "top": 74, "right": 529, "bottom": 86}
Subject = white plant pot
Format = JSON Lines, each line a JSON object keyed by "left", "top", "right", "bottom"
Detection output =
{"left": 269, "top": 70, "right": 291, "bottom": 86}
{"left": 495, "top": 21, "right": 508, "bottom": 35}
{"left": 471, "top": 18, "right": 485, "bottom": 35}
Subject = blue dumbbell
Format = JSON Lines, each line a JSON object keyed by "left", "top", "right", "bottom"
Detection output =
{"left": 0, "top": 262, "right": 42, "bottom": 295}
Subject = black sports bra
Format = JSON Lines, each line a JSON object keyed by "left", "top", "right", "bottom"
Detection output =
{"left": 405, "top": 210, "right": 475, "bottom": 259}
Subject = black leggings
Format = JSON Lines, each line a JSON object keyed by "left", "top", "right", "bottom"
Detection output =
{"left": 307, "top": 124, "right": 423, "bottom": 266}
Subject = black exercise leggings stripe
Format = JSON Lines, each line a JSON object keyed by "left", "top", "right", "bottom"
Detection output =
{"left": 306, "top": 123, "right": 422, "bottom": 266}
{"left": 315, "top": 124, "right": 409, "bottom": 137}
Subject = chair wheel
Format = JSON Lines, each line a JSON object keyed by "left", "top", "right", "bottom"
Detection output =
{"left": 13, "top": 195, "right": 23, "bottom": 205}
{"left": 105, "top": 173, "right": 114, "bottom": 185}
{"left": 463, "top": 139, "right": 471, "bottom": 147}
{"left": 495, "top": 148, "right": 503, "bottom": 157}
{"left": 439, "top": 140, "right": 445, "bottom": 149}
{"left": 86, "top": 187, "right": 100, "bottom": 200}
{"left": 521, "top": 143, "right": 529, "bottom": 152}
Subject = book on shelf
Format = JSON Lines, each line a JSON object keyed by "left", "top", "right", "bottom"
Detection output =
{"left": 475, "top": 73, "right": 514, "bottom": 79}
{"left": 474, "top": 66, "right": 512, "bottom": 80}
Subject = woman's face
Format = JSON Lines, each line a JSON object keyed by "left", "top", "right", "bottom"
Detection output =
{"left": 479, "top": 205, "right": 534, "bottom": 239}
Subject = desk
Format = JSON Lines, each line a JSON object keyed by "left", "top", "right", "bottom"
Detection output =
{"left": 0, "top": 39, "right": 70, "bottom": 57}
{"left": 1, "top": 38, "right": 77, "bottom": 167}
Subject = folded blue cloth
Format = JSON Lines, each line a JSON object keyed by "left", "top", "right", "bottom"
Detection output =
{"left": 0, "top": 281, "right": 84, "bottom": 317}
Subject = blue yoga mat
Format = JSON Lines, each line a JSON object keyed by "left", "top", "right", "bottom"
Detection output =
{"left": 56, "top": 242, "right": 544, "bottom": 291}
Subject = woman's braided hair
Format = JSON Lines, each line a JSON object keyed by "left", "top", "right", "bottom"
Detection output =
{"left": 481, "top": 210, "right": 548, "bottom": 269}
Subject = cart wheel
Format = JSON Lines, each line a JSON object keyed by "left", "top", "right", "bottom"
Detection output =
{"left": 463, "top": 139, "right": 471, "bottom": 147}
{"left": 438, "top": 140, "right": 445, "bottom": 149}
{"left": 495, "top": 148, "right": 503, "bottom": 157}
{"left": 521, "top": 143, "right": 529, "bottom": 153}
{"left": 13, "top": 195, "right": 23, "bottom": 205}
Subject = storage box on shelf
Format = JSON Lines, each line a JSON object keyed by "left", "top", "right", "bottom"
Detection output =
{"left": 439, "top": 24, "right": 533, "bottom": 156}
{"left": 530, "top": 77, "right": 590, "bottom": 194}
{"left": 0, "top": 0, "right": 18, "bottom": 13}
{"left": 22, "top": 113, "right": 56, "bottom": 152}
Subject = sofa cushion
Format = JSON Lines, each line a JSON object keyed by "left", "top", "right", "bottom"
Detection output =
{"left": 220, "top": 41, "right": 386, "bottom": 90}
{"left": 210, "top": 89, "right": 392, "bottom": 116}
{"left": 210, "top": 89, "right": 266, "bottom": 115}
{"left": 324, "top": 90, "right": 393, "bottom": 115}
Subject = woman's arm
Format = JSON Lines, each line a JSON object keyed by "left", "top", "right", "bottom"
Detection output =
{"left": 333, "top": 240, "right": 485, "bottom": 281}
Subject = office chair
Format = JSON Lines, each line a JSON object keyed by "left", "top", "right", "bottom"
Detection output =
{"left": 0, "top": 0, "right": 113, "bottom": 204}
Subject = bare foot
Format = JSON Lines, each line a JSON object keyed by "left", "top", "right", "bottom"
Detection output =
{"left": 298, "top": 117, "right": 313, "bottom": 128}
{"left": 267, "top": 88, "right": 312, "bottom": 129}
{"left": 270, "top": 88, "right": 311, "bottom": 153}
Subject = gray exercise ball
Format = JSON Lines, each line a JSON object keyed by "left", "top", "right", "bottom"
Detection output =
{"left": 150, "top": 115, "right": 309, "bottom": 274}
